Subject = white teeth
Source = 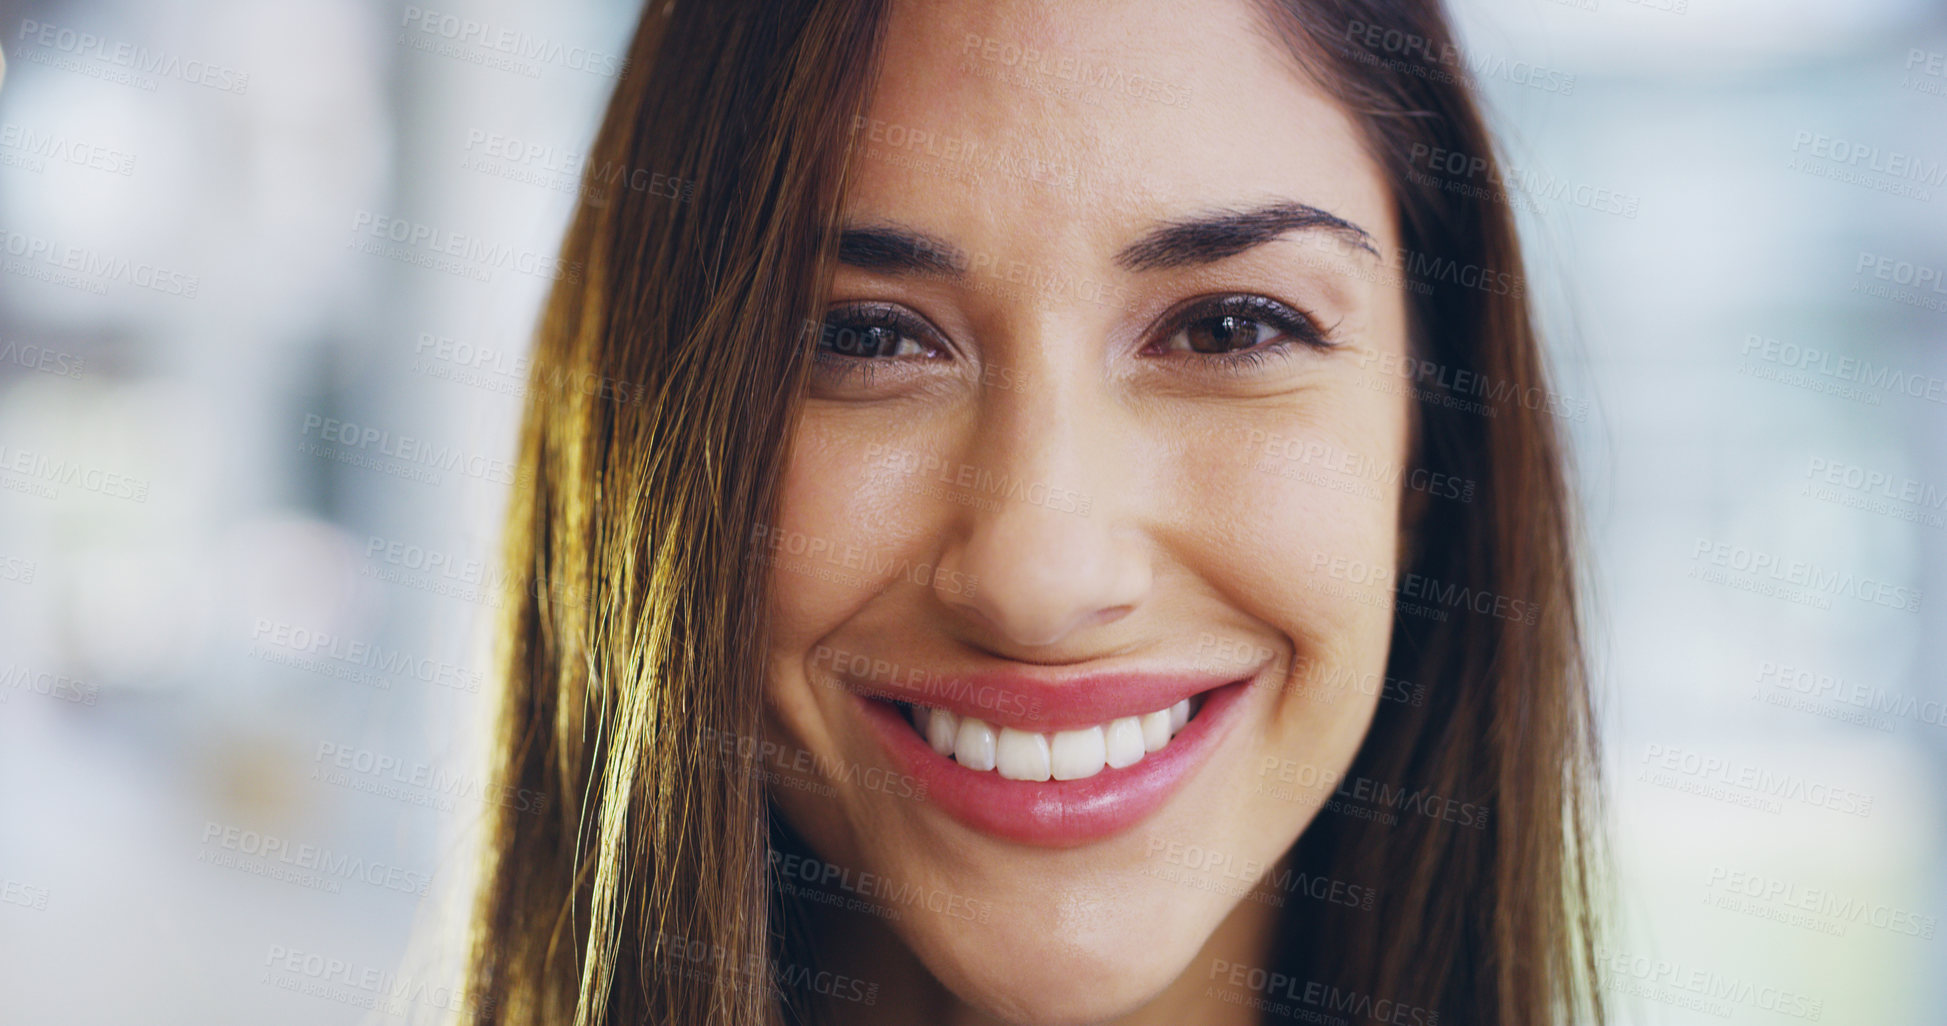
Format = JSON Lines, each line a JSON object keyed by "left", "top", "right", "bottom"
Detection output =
{"left": 996, "top": 727, "right": 1052, "bottom": 781}
{"left": 1050, "top": 727, "right": 1107, "bottom": 780}
{"left": 907, "top": 697, "right": 1203, "bottom": 780}
{"left": 1105, "top": 717, "right": 1146, "bottom": 768}
{"left": 926, "top": 707, "right": 960, "bottom": 756}
{"left": 954, "top": 717, "right": 997, "bottom": 771}
{"left": 1140, "top": 710, "right": 1172, "bottom": 752}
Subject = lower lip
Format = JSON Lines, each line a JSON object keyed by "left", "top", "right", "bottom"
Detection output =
{"left": 857, "top": 679, "right": 1253, "bottom": 848}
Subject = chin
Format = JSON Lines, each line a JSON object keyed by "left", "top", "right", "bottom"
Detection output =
{"left": 909, "top": 904, "right": 1207, "bottom": 1025}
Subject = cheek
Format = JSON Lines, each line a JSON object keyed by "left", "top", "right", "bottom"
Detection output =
{"left": 1166, "top": 394, "right": 1406, "bottom": 779}
{"left": 764, "top": 420, "right": 943, "bottom": 866}
{"left": 1170, "top": 395, "right": 1406, "bottom": 646}
{"left": 767, "top": 419, "right": 941, "bottom": 650}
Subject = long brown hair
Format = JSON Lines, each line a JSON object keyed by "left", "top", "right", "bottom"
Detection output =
{"left": 1256, "top": 3, "right": 1605, "bottom": 1023}
{"left": 465, "top": 1, "right": 1604, "bottom": 1024}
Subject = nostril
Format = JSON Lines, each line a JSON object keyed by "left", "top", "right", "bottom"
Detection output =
{"left": 948, "top": 561, "right": 1131, "bottom": 644}
{"left": 966, "top": 606, "right": 1083, "bottom": 649}
{"left": 933, "top": 493, "right": 1150, "bottom": 650}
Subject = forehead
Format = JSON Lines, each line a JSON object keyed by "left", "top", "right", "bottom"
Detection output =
{"left": 848, "top": 0, "right": 1395, "bottom": 254}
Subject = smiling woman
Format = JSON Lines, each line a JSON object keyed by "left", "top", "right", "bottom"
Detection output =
{"left": 464, "top": 1, "right": 1603, "bottom": 1025}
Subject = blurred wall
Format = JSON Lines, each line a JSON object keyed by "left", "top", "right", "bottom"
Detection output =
{"left": 0, "top": 0, "right": 1939, "bottom": 1023}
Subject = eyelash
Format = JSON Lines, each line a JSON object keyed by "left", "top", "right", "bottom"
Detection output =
{"left": 809, "top": 302, "right": 944, "bottom": 387}
{"left": 1147, "top": 294, "right": 1336, "bottom": 375}
{"left": 809, "top": 293, "right": 1335, "bottom": 384}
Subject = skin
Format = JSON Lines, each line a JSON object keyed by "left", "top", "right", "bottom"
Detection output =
{"left": 762, "top": 0, "right": 1413, "bottom": 1022}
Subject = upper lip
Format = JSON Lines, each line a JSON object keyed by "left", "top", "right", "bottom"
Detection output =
{"left": 824, "top": 660, "right": 1259, "bottom": 732}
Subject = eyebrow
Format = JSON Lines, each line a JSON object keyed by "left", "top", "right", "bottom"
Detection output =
{"left": 1115, "top": 201, "right": 1378, "bottom": 271}
{"left": 837, "top": 225, "right": 967, "bottom": 276}
{"left": 834, "top": 199, "right": 1376, "bottom": 280}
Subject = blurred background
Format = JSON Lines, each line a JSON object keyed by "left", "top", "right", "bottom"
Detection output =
{"left": 0, "top": 0, "right": 1940, "bottom": 1022}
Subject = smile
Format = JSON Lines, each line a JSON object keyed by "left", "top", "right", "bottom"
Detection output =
{"left": 855, "top": 667, "right": 1259, "bottom": 847}
{"left": 899, "top": 696, "right": 1199, "bottom": 781}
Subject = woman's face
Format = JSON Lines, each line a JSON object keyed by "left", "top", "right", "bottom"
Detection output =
{"left": 764, "top": 0, "right": 1410, "bottom": 1020}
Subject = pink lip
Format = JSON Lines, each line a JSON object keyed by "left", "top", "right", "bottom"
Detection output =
{"left": 834, "top": 666, "right": 1244, "bottom": 732}
{"left": 858, "top": 675, "right": 1255, "bottom": 848}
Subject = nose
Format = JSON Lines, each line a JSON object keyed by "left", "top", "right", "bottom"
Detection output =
{"left": 931, "top": 378, "right": 1152, "bottom": 649}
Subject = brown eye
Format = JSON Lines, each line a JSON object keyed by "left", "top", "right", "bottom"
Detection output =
{"left": 1183, "top": 314, "right": 1275, "bottom": 354}
{"left": 816, "top": 303, "right": 942, "bottom": 361}
{"left": 824, "top": 323, "right": 916, "bottom": 358}
{"left": 1151, "top": 294, "right": 1328, "bottom": 363}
